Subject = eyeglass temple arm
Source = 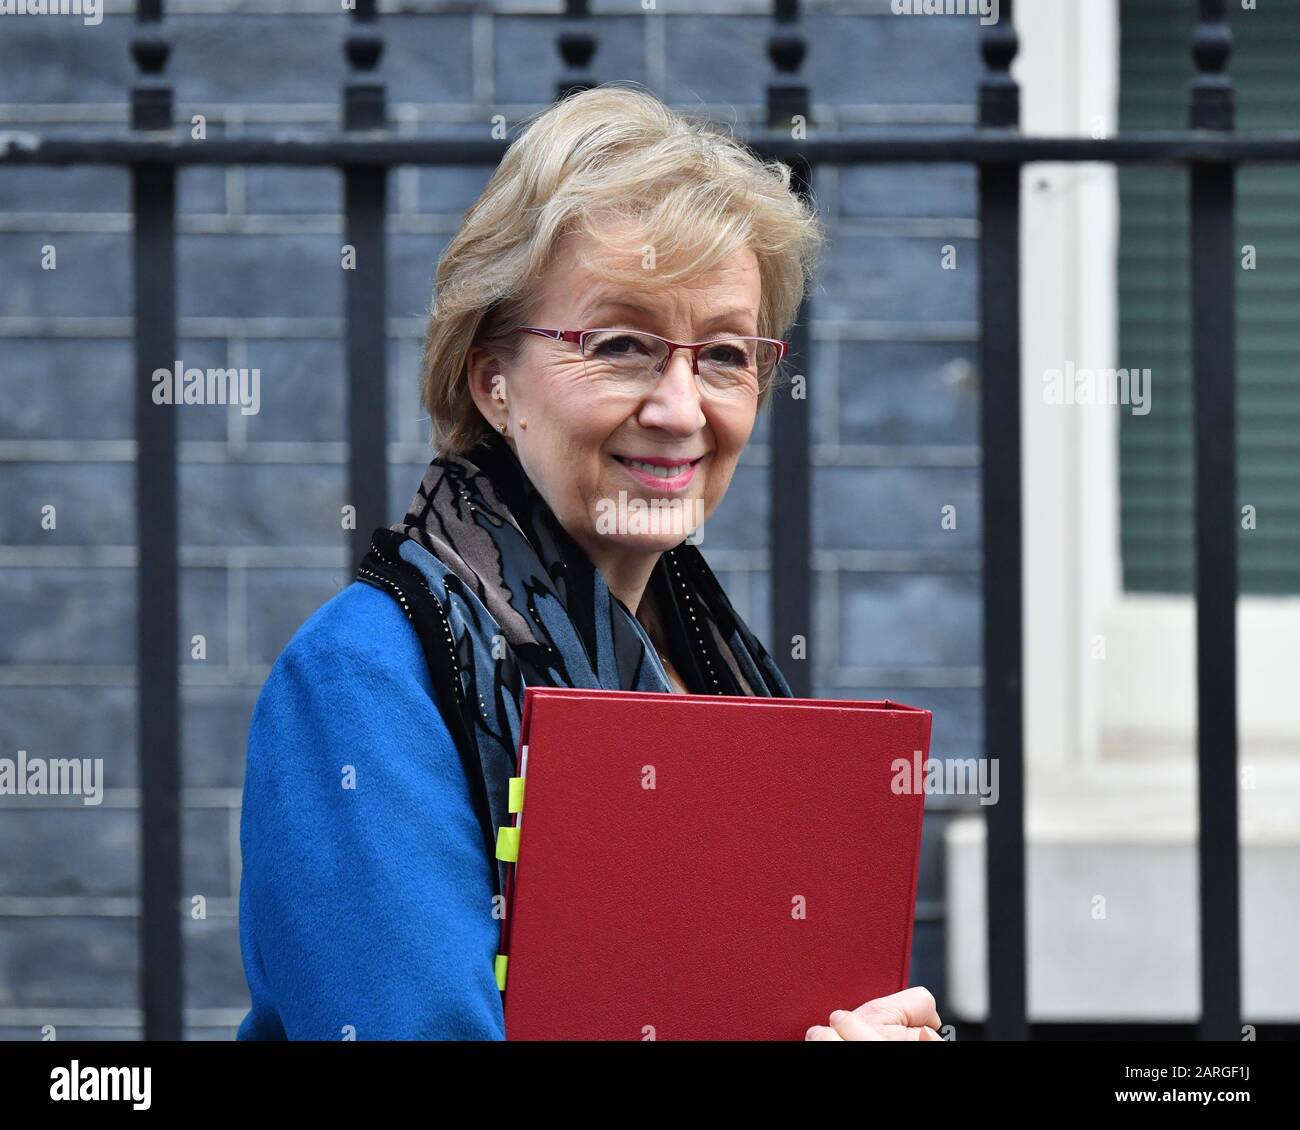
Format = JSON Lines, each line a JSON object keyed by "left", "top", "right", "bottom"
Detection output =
{"left": 516, "top": 327, "right": 583, "bottom": 344}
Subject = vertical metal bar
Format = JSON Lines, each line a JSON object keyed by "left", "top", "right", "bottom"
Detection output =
{"left": 977, "top": 0, "right": 1027, "bottom": 1041}
{"left": 343, "top": 0, "right": 388, "bottom": 573}
{"left": 556, "top": 0, "right": 597, "bottom": 102}
{"left": 770, "top": 166, "right": 813, "bottom": 698}
{"left": 1189, "top": 0, "right": 1240, "bottom": 1042}
{"left": 767, "top": 0, "right": 812, "bottom": 697}
{"left": 132, "top": 0, "right": 182, "bottom": 1041}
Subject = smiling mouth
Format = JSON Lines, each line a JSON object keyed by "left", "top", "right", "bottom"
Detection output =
{"left": 612, "top": 455, "right": 702, "bottom": 479}
{"left": 611, "top": 454, "right": 705, "bottom": 492}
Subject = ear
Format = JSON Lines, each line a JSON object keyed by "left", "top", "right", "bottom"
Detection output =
{"left": 467, "top": 345, "right": 509, "bottom": 426}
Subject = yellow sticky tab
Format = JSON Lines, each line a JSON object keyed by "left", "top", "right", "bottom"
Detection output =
{"left": 508, "top": 776, "right": 526, "bottom": 814}
{"left": 495, "top": 825, "right": 520, "bottom": 863}
{"left": 494, "top": 954, "right": 508, "bottom": 991}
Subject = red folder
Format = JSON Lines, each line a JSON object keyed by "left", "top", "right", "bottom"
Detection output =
{"left": 496, "top": 686, "right": 932, "bottom": 1041}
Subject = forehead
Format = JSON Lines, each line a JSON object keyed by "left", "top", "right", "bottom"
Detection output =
{"left": 539, "top": 226, "right": 761, "bottom": 327}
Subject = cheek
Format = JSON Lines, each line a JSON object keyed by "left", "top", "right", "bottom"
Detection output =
{"left": 517, "top": 367, "right": 627, "bottom": 506}
{"left": 703, "top": 407, "right": 757, "bottom": 499}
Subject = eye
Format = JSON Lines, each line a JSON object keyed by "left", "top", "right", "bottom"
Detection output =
{"left": 590, "top": 333, "right": 653, "bottom": 357}
{"left": 701, "top": 341, "right": 752, "bottom": 368}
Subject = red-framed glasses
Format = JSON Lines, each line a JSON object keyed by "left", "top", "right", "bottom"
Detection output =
{"left": 514, "top": 326, "right": 788, "bottom": 399}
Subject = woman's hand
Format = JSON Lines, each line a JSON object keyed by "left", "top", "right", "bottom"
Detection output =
{"left": 805, "top": 986, "right": 943, "bottom": 1041}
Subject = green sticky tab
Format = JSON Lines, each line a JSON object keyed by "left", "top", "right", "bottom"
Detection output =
{"left": 495, "top": 825, "right": 520, "bottom": 863}
{"left": 508, "top": 776, "right": 526, "bottom": 814}
{"left": 494, "top": 954, "right": 508, "bottom": 992}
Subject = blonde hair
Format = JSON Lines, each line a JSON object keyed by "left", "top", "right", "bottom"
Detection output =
{"left": 421, "top": 82, "right": 826, "bottom": 455}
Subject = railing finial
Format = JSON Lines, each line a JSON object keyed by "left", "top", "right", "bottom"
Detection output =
{"left": 766, "top": 0, "right": 809, "bottom": 131}
{"left": 131, "top": 0, "right": 171, "bottom": 131}
{"left": 1190, "top": 0, "right": 1234, "bottom": 131}
{"left": 556, "top": 0, "right": 597, "bottom": 103}
{"left": 978, "top": 0, "right": 1018, "bottom": 129}
{"left": 344, "top": 0, "right": 386, "bottom": 131}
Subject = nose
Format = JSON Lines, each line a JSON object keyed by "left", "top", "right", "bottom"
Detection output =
{"left": 636, "top": 348, "right": 707, "bottom": 436}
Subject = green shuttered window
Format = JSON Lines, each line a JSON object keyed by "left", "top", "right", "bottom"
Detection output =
{"left": 1119, "top": 0, "right": 1300, "bottom": 594}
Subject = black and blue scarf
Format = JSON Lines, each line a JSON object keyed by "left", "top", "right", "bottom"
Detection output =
{"left": 357, "top": 429, "right": 791, "bottom": 896}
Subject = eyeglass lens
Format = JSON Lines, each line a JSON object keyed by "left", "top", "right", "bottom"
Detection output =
{"left": 580, "top": 330, "right": 776, "bottom": 397}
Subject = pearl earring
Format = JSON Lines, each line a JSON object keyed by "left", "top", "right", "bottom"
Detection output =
{"left": 499, "top": 422, "right": 507, "bottom": 435}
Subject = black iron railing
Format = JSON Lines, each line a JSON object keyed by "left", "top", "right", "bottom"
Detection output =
{"left": 1, "top": 0, "right": 1287, "bottom": 1041}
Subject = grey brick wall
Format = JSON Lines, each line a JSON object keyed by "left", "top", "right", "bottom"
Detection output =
{"left": 0, "top": 1, "right": 983, "bottom": 1038}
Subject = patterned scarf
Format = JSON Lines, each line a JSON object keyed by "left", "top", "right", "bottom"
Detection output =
{"left": 356, "top": 429, "right": 791, "bottom": 896}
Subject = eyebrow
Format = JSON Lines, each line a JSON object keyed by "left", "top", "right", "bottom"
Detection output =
{"left": 583, "top": 299, "right": 758, "bottom": 337}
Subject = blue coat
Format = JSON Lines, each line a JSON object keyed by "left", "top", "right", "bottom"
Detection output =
{"left": 236, "top": 581, "right": 506, "bottom": 1039}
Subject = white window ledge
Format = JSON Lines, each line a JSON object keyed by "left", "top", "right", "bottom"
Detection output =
{"left": 943, "top": 763, "right": 1300, "bottom": 1021}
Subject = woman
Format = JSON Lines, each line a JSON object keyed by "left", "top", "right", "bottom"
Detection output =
{"left": 236, "top": 82, "right": 942, "bottom": 1042}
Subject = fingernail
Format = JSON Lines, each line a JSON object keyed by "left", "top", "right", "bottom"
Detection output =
{"left": 829, "top": 1009, "right": 848, "bottom": 1023}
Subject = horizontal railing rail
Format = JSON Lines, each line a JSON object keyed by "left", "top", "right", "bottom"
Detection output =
{"left": 4, "top": 131, "right": 1300, "bottom": 166}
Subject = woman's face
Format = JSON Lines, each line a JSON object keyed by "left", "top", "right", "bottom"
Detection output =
{"left": 471, "top": 227, "right": 763, "bottom": 571}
